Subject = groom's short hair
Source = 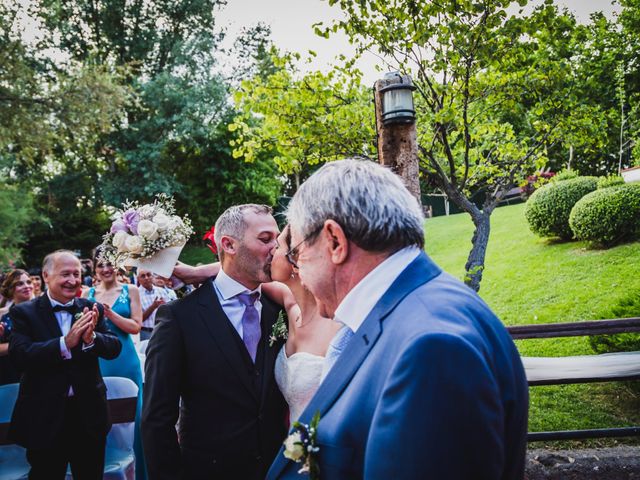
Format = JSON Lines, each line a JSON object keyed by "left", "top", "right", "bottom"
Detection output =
{"left": 286, "top": 158, "right": 424, "bottom": 253}
{"left": 214, "top": 204, "right": 273, "bottom": 260}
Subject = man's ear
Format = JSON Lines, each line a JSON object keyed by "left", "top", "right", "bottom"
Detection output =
{"left": 324, "top": 220, "right": 349, "bottom": 265}
{"left": 219, "top": 235, "right": 237, "bottom": 256}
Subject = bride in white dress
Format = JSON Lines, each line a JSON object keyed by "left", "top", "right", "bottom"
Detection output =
{"left": 268, "top": 225, "right": 339, "bottom": 422}
{"left": 173, "top": 225, "right": 339, "bottom": 423}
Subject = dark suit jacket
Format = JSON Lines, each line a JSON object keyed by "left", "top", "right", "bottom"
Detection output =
{"left": 142, "top": 278, "right": 288, "bottom": 480}
{"left": 268, "top": 252, "right": 528, "bottom": 480}
{"left": 8, "top": 295, "right": 122, "bottom": 450}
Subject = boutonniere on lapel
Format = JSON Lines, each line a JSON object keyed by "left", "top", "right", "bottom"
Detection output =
{"left": 283, "top": 411, "right": 320, "bottom": 478}
{"left": 74, "top": 312, "right": 83, "bottom": 321}
{"left": 268, "top": 311, "right": 288, "bottom": 347}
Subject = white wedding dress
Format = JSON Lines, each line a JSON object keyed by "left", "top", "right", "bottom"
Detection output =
{"left": 274, "top": 346, "right": 325, "bottom": 423}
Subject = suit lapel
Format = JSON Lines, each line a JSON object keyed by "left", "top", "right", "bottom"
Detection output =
{"left": 37, "top": 295, "right": 63, "bottom": 338}
{"left": 267, "top": 252, "right": 442, "bottom": 479}
{"left": 197, "top": 279, "right": 257, "bottom": 400}
{"left": 259, "top": 298, "right": 281, "bottom": 408}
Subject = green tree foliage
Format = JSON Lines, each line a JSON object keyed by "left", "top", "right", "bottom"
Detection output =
{"left": 0, "top": 183, "right": 35, "bottom": 266}
{"left": 6, "top": 0, "right": 283, "bottom": 260}
{"left": 323, "top": 0, "right": 613, "bottom": 290}
{"left": 230, "top": 51, "right": 375, "bottom": 191}
{"left": 0, "top": 1, "right": 129, "bottom": 263}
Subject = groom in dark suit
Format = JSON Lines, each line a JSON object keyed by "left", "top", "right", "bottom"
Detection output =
{"left": 142, "top": 204, "right": 288, "bottom": 480}
{"left": 9, "top": 250, "right": 122, "bottom": 479}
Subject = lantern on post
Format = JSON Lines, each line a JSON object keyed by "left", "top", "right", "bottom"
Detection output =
{"left": 379, "top": 73, "right": 416, "bottom": 125}
{"left": 373, "top": 72, "right": 421, "bottom": 205}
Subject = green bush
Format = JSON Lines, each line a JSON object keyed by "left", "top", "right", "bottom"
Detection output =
{"left": 524, "top": 176, "right": 598, "bottom": 239}
{"left": 597, "top": 175, "right": 624, "bottom": 190}
{"left": 552, "top": 169, "right": 579, "bottom": 183}
{"left": 569, "top": 184, "right": 640, "bottom": 246}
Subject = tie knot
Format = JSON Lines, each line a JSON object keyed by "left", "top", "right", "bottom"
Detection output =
{"left": 237, "top": 291, "right": 259, "bottom": 307}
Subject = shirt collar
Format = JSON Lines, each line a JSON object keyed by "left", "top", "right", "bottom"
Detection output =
{"left": 47, "top": 292, "right": 75, "bottom": 308}
{"left": 214, "top": 267, "right": 261, "bottom": 300}
{"left": 334, "top": 246, "right": 421, "bottom": 333}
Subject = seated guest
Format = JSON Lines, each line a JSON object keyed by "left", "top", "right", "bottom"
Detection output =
{"left": 8, "top": 250, "right": 121, "bottom": 479}
{"left": 0, "top": 269, "right": 34, "bottom": 385}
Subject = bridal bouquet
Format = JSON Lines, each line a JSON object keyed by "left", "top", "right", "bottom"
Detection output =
{"left": 99, "top": 194, "right": 194, "bottom": 277}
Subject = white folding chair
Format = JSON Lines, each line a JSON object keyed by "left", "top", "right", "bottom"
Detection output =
{"left": 0, "top": 383, "right": 29, "bottom": 480}
{"left": 65, "top": 376, "right": 139, "bottom": 480}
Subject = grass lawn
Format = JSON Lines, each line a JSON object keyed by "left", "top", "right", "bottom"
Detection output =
{"left": 425, "top": 202, "right": 640, "bottom": 444}
{"left": 181, "top": 202, "right": 640, "bottom": 444}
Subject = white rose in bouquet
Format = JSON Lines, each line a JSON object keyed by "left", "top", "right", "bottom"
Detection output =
{"left": 137, "top": 219, "right": 159, "bottom": 241}
{"left": 125, "top": 235, "right": 144, "bottom": 254}
{"left": 152, "top": 212, "right": 171, "bottom": 231}
{"left": 112, "top": 231, "right": 130, "bottom": 252}
{"left": 139, "top": 205, "right": 155, "bottom": 218}
{"left": 168, "top": 215, "right": 183, "bottom": 230}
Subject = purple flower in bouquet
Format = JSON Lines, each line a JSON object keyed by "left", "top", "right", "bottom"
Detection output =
{"left": 110, "top": 219, "right": 127, "bottom": 234}
{"left": 122, "top": 209, "right": 140, "bottom": 235}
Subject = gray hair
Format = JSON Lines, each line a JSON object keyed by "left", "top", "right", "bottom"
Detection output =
{"left": 214, "top": 204, "right": 273, "bottom": 259}
{"left": 286, "top": 158, "right": 424, "bottom": 252}
{"left": 42, "top": 250, "right": 80, "bottom": 273}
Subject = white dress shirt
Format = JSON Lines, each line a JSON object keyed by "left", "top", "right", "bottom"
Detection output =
{"left": 333, "top": 246, "right": 421, "bottom": 333}
{"left": 213, "top": 268, "right": 262, "bottom": 338}
{"left": 140, "top": 285, "right": 173, "bottom": 329}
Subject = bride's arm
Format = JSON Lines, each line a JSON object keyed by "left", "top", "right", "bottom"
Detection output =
{"left": 172, "top": 262, "right": 220, "bottom": 285}
{"left": 261, "top": 282, "right": 300, "bottom": 322}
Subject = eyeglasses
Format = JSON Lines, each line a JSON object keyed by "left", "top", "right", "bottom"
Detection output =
{"left": 285, "top": 225, "right": 323, "bottom": 269}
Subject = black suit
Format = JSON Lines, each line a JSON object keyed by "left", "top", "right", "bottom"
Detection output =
{"left": 8, "top": 295, "right": 122, "bottom": 479}
{"left": 142, "top": 278, "right": 288, "bottom": 480}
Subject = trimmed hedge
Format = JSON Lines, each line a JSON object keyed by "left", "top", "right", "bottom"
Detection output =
{"left": 569, "top": 183, "right": 640, "bottom": 246}
{"left": 524, "top": 176, "right": 598, "bottom": 239}
{"left": 552, "top": 169, "right": 579, "bottom": 183}
{"left": 597, "top": 175, "right": 625, "bottom": 190}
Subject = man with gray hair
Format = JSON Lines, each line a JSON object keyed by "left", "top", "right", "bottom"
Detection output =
{"left": 9, "top": 250, "right": 121, "bottom": 479}
{"left": 267, "top": 159, "right": 528, "bottom": 479}
{"left": 142, "top": 204, "right": 288, "bottom": 480}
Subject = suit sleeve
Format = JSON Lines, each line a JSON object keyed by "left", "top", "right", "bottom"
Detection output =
{"left": 83, "top": 302, "right": 121, "bottom": 360}
{"left": 364, "top": 333, "right": 505, "bottom": 479}
{"left": 142, "top": 304, "right": 185, "bottom": 480}
{"left": 9, "top": 305, "right": 65, "bottom": 371}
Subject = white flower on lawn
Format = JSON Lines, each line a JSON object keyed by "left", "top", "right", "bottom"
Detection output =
{"left": 283, "top": 432, "right": 304, "bottom": 462}
{"left": 112, "top": 231, "right": 130, "bottom": 252}
{"left": 152, "top": 212, "right": 171, "bottom": 231}
{"left": 138, "top": 219, "right": 159, "bottom": 240}
{"left": 125, "top": 235, "right": 144, "bottom": 254}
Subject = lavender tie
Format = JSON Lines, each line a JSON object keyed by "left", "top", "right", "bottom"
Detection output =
{"left": 238, "top": 292, "right": 261, "bottom": 362}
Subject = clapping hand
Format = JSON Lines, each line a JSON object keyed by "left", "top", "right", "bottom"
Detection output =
{"left": 81, "top": 304, "right": 99, "bottom": 345}
{"left": 0, "top": 322, "right": 4, "bottom": 338}
{"left": 65, "top": 307, "right": 93, "bottom": 349}
{"left": 152, "top": 297, "right": 166, "bottom": 309}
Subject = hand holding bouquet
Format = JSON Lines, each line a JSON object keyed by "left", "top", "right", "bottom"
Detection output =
{"left": 99, "top": 194, "right": 194, "bottom": 277}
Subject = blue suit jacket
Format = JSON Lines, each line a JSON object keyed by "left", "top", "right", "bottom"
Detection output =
{"left": 267, "top": 252, "right": 528, "bottom": 480}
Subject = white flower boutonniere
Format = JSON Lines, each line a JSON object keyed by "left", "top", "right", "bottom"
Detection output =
{"left": 283, "top": 411, "right": 320, "bottom": 479}
{"left": 269, "top": 311, "right": 288, "bottom": 347}
{"left": 74, "top": 312, "right": 83, "bottom": 321}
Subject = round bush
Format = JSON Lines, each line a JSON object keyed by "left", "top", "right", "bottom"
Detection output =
{"left": 552, "top": 169, "right": 579, "bottom": 183}
{"left": 597, "top": 175, "right": 624, "bottom": 190}
{"left": 524, "top": 176, "right": 598, "bottom": 239}
{"left": 569, "top": 183, "right": 640, "bottom": 246}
